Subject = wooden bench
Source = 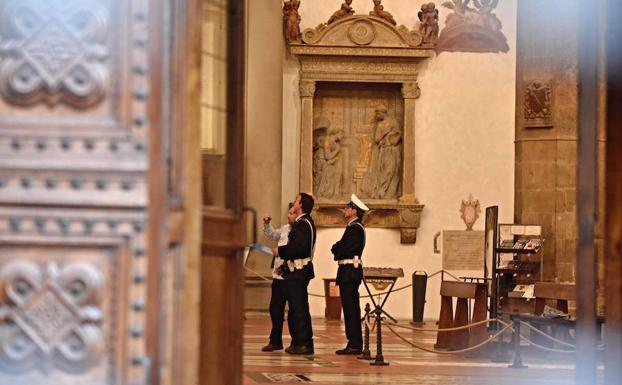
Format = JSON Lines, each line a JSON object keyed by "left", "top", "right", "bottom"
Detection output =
{"left": 435, "top": 281, "right": 487, "bottom": 350}
{"left": 518, "top": 282, "right": 602, "bottom": 348}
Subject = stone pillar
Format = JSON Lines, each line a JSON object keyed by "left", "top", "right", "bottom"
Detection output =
{"left": 515, "top": 0, "right": 579, "bottom": 282}
{"left": 299, "top": 79, "right": 316, "bottom": 194}
{"left": 515, "top": 0, "right": 605, "bottom": 291}
{"left": 400, "top": 80, "right": 420, "bottom": 203}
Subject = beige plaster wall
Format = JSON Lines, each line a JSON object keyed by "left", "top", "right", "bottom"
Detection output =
{"left": 277, "top": 0, "right": 518, "bottom": 320}
{"left": 246, "top": 0, "right": 285, "bottom": 238}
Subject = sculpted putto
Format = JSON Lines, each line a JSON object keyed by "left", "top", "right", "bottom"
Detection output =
{"left": 283, "top": 0, "right": 302, "bottom": 42}
{"left": 418, "top": 2, "right": 439, "bottom": 45}
{"left": 328, "top": 0, "right": 354, "bottom": 24}
{"left": 369, "top": 0, "right": 396, "bottom": 25}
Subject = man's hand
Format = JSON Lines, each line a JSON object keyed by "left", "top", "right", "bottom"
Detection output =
{"left": 272, "top": 247, "right": 279, "bottom": 256}
{"left": 263, "top": 215, "right": 272, "bottom": 225}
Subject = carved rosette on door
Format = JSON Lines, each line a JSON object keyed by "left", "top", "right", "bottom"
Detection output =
{"left": 0, "top": 0, "right": 109, "bottom": 107}
{"left": 0, "top": 261, "right": 104, "bottom": 373}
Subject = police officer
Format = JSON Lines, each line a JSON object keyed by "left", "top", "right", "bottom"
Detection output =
{"left": 331, "top": 193, "right": 368, "bottom": 355}
{"left": 272, "top": 192, "right": 316, "bottom": 355}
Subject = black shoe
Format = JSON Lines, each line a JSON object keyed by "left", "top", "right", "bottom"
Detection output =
{"left": 261, "top": 343, "right": 283, "bottom": 352}
{"left": 287, "top": 345, "right": 314, "bottom": 355}
{"left": 335, "top": 346, "right": 362, "bottom": 355}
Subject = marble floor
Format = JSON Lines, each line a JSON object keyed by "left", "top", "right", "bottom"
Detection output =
{"left": 243, "top": 316, "right": 593, "bottom": 385}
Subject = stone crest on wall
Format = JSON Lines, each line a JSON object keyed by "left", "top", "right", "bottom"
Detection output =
{"left": 523, "top": 80, "right": 553, "bottom": 128}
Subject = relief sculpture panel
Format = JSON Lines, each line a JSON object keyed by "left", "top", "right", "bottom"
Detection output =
{"left": 312, "top": 82, "right": 403, "bottom": 202}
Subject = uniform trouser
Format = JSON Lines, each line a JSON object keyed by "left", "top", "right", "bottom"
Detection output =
{"left": 269, "top": 279, "right": 292, "bottom": 347}
{"left": 339, "top": 280, "right": 362, "bottom": 349}
{"left": 285, "top": 278, "right": 314, "bottom": 348}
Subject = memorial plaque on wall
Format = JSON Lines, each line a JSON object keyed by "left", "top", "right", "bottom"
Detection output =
{"left": 442, "top": 230, "right": 485, "bottom": 270}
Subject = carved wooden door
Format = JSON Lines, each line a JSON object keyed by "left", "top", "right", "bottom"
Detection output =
{"left": 0, "top": 1, "right": 193, "bottom": 384}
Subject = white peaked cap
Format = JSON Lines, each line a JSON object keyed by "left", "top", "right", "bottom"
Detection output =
{"left": 350, "top": 193, "right": 369, "bottom": 212}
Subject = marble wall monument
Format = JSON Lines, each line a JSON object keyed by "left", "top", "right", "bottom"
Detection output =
{"left": 287, "top": 3, "right": 436, "bottom": 243}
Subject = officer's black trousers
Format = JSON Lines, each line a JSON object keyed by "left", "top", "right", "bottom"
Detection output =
{"left": 285, "top": 278, "right": 314, "bottom": 348}
{"left": 268, "top": 279, "right": 292, "bottom": 347}
{"left": 339, "top": 280, "right": 362, "bottom": 349}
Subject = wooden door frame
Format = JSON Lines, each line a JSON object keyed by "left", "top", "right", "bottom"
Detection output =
{"left": 146, "top": 0, "right": 205, "bottom": 384}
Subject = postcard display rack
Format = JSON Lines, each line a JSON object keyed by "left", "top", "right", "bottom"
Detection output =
{"left": 494, "top": 224, "right": 543, "bottom": 315}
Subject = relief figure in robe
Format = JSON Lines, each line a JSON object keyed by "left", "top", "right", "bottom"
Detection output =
{"left": 313, "top": 118, "right": 343, "bottom": 198}
{"left": 362, "top": 105, "right": 402, "bottom": 199}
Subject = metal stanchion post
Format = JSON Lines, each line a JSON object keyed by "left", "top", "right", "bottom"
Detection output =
{"left": 491, "top": 318, "right": 510, "bottom": 363}
{"left": 509, "top": 312, "right": 527, "bottom": 369}
{"left": 370, "top": 306, "right": 389, "bottom": 366}
{"left": 358, "top": 303, "right": 372, "bottom": 360}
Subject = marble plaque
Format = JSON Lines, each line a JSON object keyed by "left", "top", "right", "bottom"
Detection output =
{"left": 442, "top": 230, "right": 484, "bottom": 270}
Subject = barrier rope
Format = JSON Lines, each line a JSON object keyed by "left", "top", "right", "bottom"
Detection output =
{"left": 244, "top": 266, "right": 462, "bottom": 299}
{"left": 384, "top": 318, "right": 509, "bottom": 333}
{"left": 517, "top": 333, "right": 576, "bottom": 354}
{"left": 518, "top": 320, "right": 575, "bottom": 348}
{"left": 384, "top": 321, "right": 513, "bottom": 354}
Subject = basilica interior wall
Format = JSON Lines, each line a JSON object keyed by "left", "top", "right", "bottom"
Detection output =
{"left": 248, "top": 0, "right": 518, "bottom": 320}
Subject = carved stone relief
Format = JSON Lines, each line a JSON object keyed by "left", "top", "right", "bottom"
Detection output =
{"left": 289, "top": 14, "right": 431, "bottom": 243}
{"left": 0, "top": 0, "right": 110, "bottom": 108}
{"left": 523, "top": 80, "right": 553, "bottom": 128}
{"left": 312, "top": 116, "right": 343, "bottom": 198}
{"left": 437, "top": 0, "right": 509, "bottom": 53}
{"left": 361, "top": 104, "right": 402, "bottom": 199}
{"left": 313, "top": 83, "right": 403, "bottom": 202}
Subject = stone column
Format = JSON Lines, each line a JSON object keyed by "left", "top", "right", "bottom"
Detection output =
{"left": 400, "top": 80, "right": 420, "bottom": 203}
{"left": 399, "top": 80, "right": 423, "bottom": 243}
{"left": 299, "top": 79, "right": 316, "bottom": 194}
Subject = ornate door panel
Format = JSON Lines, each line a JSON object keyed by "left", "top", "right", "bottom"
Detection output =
{"left": 0, "top": 0, "right": 157, "bottom": 384}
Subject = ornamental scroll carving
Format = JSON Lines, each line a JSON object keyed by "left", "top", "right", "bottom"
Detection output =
{"left": 0, "top": 260, "right": 104, "bottom": 374}
{"left": 0, "top": 0, "right": 109, "bottom": 108}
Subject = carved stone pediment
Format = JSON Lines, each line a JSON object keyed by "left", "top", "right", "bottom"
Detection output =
{"left": 301, "top": 16, "right": 422, "bottom": 48}
{"left": 288, "top": 14, "right": 432, "bottom": 244}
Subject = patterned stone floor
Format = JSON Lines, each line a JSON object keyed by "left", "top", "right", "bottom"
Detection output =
{"left": 243, "top": 316, "right": 596, "bottom": 385}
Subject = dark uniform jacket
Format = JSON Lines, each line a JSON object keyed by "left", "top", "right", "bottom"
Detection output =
{"left": 278, "top": 213, "right": 316, "bottom": 281}
{"left": 331, "top": 219, "right": 365, "bottom": 284}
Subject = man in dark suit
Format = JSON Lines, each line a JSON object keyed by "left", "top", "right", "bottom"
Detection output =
{"left": 331, "top": 194, "right": 368, "bottom": 355}
{"left": 272, "top": 192, "right": 316, "bottom": 354}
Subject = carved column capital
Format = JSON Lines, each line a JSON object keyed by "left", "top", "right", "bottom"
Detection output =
{"left": 402, "top": 81, "right": 421, "bottom": 99}
{"left": 299, "top": 79, "right": 316, "bottom": 97}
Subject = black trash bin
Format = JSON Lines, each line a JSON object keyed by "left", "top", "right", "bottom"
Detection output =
{"left": 412, "top": 271, "right": 427, "bottom": 324}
